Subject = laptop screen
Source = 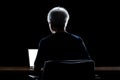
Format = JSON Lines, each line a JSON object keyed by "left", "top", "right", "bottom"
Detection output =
{"left": 28, "top": 49, "right": 38, "bottom": 69}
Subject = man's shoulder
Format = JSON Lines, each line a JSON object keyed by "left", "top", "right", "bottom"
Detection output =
{"left": 40, "top": 35, "right": 52, "bottom": 41}
{"left": 68, "top": 33, "right": 82, "bottom": 40}
{"left": 40, "top": 33, "right": 83, "bottom": 42}
{"left": 70, "top": 33, "right": 80, "bottom": 39}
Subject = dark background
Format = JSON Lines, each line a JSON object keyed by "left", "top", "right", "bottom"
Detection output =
{"left": 0, "top": 0, "right": 119, "bottom": 67}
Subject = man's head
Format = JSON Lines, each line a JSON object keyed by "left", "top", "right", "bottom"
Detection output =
{"left": 47, "top": 7, "right": 69, "bottom": 33}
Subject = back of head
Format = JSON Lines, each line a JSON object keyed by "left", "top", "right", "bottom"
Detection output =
{"left": 47, "top": 7, "right": 69, "bottom": 33}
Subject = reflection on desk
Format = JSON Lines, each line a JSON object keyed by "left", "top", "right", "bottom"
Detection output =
{"left": 0, "top": 67, "right": 31, "bottom": 71}
{"left": 0, "top": 67, "right": 120, "bottom": 71}
{"left": 95, "top": 67, "right": 120, "bottom": 71}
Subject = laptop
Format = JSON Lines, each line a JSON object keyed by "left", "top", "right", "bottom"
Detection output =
{"left": 28, "top": 49, "right": 38, "bottom": 70}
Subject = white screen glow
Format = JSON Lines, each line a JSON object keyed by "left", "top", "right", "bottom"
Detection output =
{"left": 28, "top": 49, "right": 38, "bottom": 69}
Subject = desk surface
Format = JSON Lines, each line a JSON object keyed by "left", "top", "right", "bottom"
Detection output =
{"left": 95, "top": 67, "right": 120, "bottom": 71}
{"left": 0, "top": 67, "right": 120, "bottom": 71}
{"left": 0, "top": 67, "right": 31, "bottom": 71}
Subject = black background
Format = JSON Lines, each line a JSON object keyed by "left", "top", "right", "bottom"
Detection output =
{"left": 0, "top": 0, "right": 119, "bottom": 66}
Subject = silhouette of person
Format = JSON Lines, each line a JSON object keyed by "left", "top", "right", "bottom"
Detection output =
{"left": 34, "top": 6, "right": 91, "bottom": 74}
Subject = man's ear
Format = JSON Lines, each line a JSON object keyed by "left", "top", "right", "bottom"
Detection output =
{"left": 49, "top": 23, "right": 56, "bottom": 33}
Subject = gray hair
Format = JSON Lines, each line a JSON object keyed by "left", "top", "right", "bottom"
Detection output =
{"left": 47, "top": 7, "right": 69, "bottom": 28}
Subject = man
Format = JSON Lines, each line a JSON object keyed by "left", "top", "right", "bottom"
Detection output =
{"left": 34, "top": 6, "right": 91, "bottom": 73}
